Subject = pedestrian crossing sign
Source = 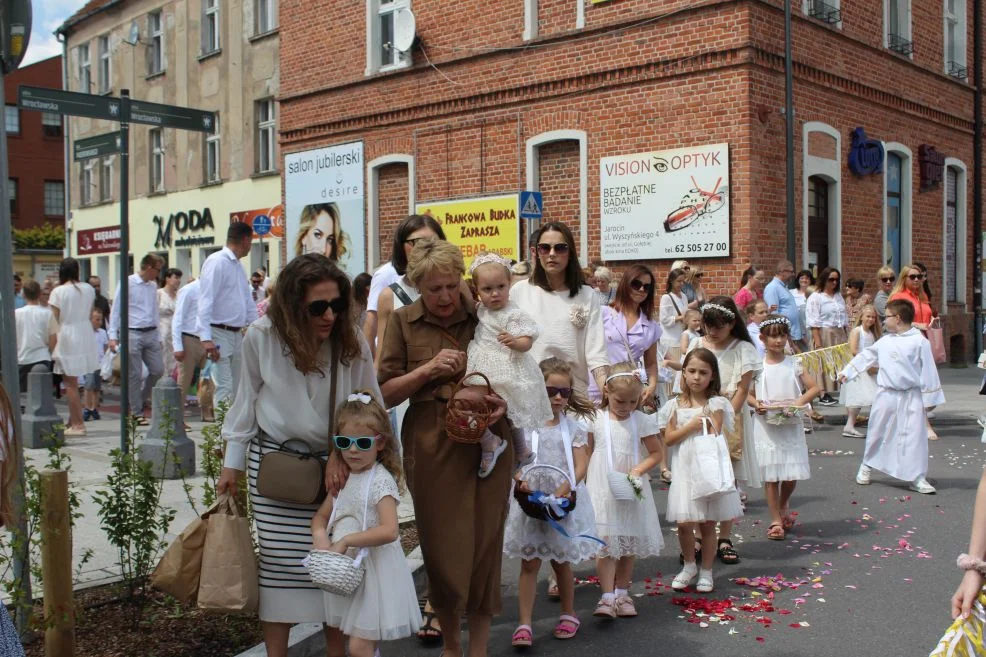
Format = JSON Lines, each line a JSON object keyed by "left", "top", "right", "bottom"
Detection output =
{"left": 520, "top": 191, "right": 543, "bottom": 220}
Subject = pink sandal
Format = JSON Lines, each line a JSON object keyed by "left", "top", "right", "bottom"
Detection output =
{"left": 553, "top": 614, "right": 580, "bottom": 639}
{"left": 511, "top": 625, "right": 533, "bottom": 647}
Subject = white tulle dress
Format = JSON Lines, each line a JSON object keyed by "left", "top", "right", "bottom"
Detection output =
{"left": 465, "top": 301, "right": 553, "bottom": 429}
{"left": 502, "top": 417, "right": 600, "bottom": 563}
{"left": 585, "top": 409, "right": 664, "bottom": 559}
{"left": 657, "top": 396, "right": 744, "bottom": 523}
{"left": 751, "top": 357, "right": 811, "bottom": 483}
{"left": 322, "top": 464, "right": 421, "bottom": 641}
{"left": 839, "top": 327, "right": 878, "bottom": 409}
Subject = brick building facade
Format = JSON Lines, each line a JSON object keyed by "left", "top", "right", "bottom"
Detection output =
{"left": 279, "top": 0, "right": 981, "bottom": 359}
{"left": 5, "top": 55, "right": 65, "bottom": 232}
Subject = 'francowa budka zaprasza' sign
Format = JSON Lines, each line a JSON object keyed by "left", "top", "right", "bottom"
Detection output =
{"left": 415, "top": 194, "right": 520, "bottom": 272}
{"left": 600, "top": 143, "right": 730, "bottom": 261}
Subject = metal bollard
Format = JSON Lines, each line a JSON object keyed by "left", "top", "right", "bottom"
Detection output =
{"left": 138, "top": 377, "right": 196, "bottom": 479}
{"left": 22, "top": 364, "right": 63, "bottom": 449}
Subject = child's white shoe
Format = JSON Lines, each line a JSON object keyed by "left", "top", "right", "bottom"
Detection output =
{"left": 855, "top": 464, "right": 872, "bottom": 485}
{"left": 909, "top": 477, "right": 936, "bottom": 494}
{"left": 478, "top": 438, "right": 507, "bottom": 478}
{"left": 671, "top": 563, "right": 698, "bottom": 591}
{"left": 695, "top": 569, "right": 714, "bottom": 593}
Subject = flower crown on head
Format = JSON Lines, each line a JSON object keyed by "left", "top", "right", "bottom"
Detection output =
{"left": 759, "top": 316, "right": 791, "bottom": 329}
{"left": 702, "top": 303, "right": 736, "bottom": 319}
{"left": 347, "top": 393, "right": 372, "bottom": 405}
{"left": 468, "top": 252, "right": 512, "bottom": 275}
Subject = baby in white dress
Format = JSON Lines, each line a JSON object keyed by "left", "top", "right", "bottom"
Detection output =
{"left": 466, "top": 252, "right": 552, "bottom": 476}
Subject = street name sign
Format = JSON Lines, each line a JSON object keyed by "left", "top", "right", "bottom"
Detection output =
{"left": 74, "top": 132, "right": 121, "bottom": 161}
{"left": 129, "top": 98, "right": 216, "bottom": 132}
{"left": 18, "top": 85, "right": 121, "bottom": 120}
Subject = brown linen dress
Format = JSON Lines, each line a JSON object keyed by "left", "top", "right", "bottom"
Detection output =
{"left": 377, "top": 296, "right": 514, "bottom": 617}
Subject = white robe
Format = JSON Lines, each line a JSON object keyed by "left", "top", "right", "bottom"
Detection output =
{"left": 839, "top": 328, "right": 945, "bottom": 481}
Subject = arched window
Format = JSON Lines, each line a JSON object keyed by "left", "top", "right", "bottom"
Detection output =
{"left": 886, "top": 153, "right": 902, "bottom": 272}
{"left": 807, "top": 175, "right": 830, "bottom": 277}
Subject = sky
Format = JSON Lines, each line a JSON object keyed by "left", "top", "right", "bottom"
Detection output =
{"left": 22, "top": 0, "right": 84, "bottom": 66}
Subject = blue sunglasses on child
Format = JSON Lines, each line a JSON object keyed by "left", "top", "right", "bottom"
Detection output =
{"left": 333, "top": 435, "right": 381, "bottom": 451}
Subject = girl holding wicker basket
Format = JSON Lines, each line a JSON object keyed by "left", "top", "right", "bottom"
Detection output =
{"left": 504, "top": 357, "right": 599, "bottom": 647}
{"left": 309, "top": 392, "right": 421, "bottom": 657}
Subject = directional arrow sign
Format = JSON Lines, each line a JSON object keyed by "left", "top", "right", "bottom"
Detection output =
{"left": 18, "top": 85, "right": 121, "bottom": 121}
{"left": 74, "top": 131, "right": 121, "bottom": 161}
{"left": 129, "top": 99, "right": 216, "bottom": 132}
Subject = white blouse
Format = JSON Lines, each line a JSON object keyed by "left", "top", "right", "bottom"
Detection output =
{"left": 511, "top": 280, "right": 609, "bottom": 394}
{"left": 222, "top": 316, "right": 381, "bottom": 470}
{"left": 805, "top": 291, "right": 847, "bottom": 329}
{"left": 658, "top": 292, "right": 688, "bottom": 346}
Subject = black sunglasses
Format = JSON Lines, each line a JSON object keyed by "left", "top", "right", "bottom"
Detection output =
{"left": 536, "top": 243, "right": 569, "bottom": 256}
{"left": 908, "top": 273, "right": 925, "bottom": 280}
{"left": 629, "top": 279, "right": 654, "bottom": 293}
{"left": 880, "top": 277, "right": 894, "bottom": 283}
{"left": 333, "top": 435, "right": 379, "bottom": 451}
{"left": 545, "top": 386, "right": 572, "bottom": 399}
{"left": 828, "top": 276, "right": 841, "bottom": 282}
{"left": 308, "top": 297, "right": 347, "bottom": 317}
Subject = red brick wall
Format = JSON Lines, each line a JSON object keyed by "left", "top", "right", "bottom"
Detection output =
{"left": 536, "top": 139, "right": 581, "bottom": 255}
{"left": 4, "top": 56, "right": 64, "bottom": 230}
{"left": 376, "top": 162, "right": 410, "bottom": 266}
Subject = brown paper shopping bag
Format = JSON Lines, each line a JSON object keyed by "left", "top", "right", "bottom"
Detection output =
{"left": 150, "top": 500, "right": 221, "bottom": 603}
{"left": 197, "top": 493, "right": 259, "bottom": 614}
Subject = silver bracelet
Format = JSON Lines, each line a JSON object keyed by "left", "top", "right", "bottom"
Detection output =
{"left": 957, "top": 553, "right": 986, "bottom": 576}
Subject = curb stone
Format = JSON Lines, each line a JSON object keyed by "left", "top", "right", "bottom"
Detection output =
{"left": 233, "top": 546, "right": 426, "bottom": 657}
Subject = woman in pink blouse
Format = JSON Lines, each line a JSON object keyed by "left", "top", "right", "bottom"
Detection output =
{"left": 733, "top": 266, "right": 766, "bottom": 312}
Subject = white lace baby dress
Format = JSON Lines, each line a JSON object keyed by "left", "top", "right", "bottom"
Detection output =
{"left": 466, "top": 300, "right": 553, "bottom": 429}
{"left": 657, "top": 396, "right": 744, "bottom": 523}
{"left": 503, "top": 417, "right": 600, "bottom": 563}
{"left": 322, "top": 464, "right": 422, "bottom": 641}
{"left": 585, "top": 409, "right": 664, "bottom": 559}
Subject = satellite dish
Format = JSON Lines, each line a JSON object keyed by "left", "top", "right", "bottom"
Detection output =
{"left": 123, "top": 20, "right": 140, "bottom": 45}
{"left": 393, "top": 8, "right": 417, "bottom": 52}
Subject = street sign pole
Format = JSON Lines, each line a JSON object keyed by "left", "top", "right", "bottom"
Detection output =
{"left": 119, "top": 90, "right": 130, "bottom": 452}
{"left": 0, "top": 70, "right": 31, "bottom": 636}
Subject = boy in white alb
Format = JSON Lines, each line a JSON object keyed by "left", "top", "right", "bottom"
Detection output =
{"left": 839, "top": 299, "right": 944, "bottom": 494}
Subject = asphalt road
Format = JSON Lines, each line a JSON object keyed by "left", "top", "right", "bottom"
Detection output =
{"left": 388, "top": 420, "right": 985, "bottom": 657}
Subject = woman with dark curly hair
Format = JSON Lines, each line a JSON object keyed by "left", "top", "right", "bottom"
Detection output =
{"left": 217, "top": 253, "right": 380, "bottom": 656}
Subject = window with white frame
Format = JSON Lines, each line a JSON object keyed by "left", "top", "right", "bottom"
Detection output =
{"left": 256, "top": 0, "right": 277, "bottom": 34}
{"left": 7, "top": 179, "right": 16, "bottom": 216}
{"left": 4, "top": 106, "right": 18, "bottom": 134}
{"left": 148, "top": 11, "right": 164, "bottom": 74}
{"left": 367, "top": 0, "right": 411, "bottom": 74}
{"left": 255, "top": 100, "right": 275, "bottom": 173}
{"left": 99, "top": 157, "right": 113, "bottom": 202}
{"left": 945, "top": 166, "right": 960, "bottom": 302}
{"left": 202, "top": 0, "right": 220, "bottom": 54}
{"left": 150, "top": 128, "right": 165, "bottom": 192}
{"left": 205, "top": 115, "right": 221, "bottom": 182}
{"left": 44, "top": 181, "right": 64, "bottom": 216}
{"left": 944, "top": 0, "right": 967, "bottom": 79}
{"left": 98, "top": 35, "right": 111, "bottom": 93}
{"left": 803, "top": 0, "right": 842, "bottom": 26}
{"left": 42, "top": 112, "right": 62, "bottom": 138}
{"left": 885, "top": 0, "right": 913, "bottom": 56}
{"left": 80, "top": 162, "right": 94, "bottom": 206}
{"left": 78, "top": 43, "right": 91, "bottom": 91}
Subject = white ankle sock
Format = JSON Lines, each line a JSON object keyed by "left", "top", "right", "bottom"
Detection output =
{"left": 614, "top": 588, "right": 627, "bottom": 598}
{"left": 679, "top": 562, "right": 698, "bottom": 576}
{"left": 601, "top": 592, "right": 615, "bottom": 603}
{"left": 699, "top": 568, "right": 713, "bottom": 579}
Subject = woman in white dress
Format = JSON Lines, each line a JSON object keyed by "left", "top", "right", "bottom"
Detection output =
{"left": 659, "top": 268, "right": 689, "bottom": 399}
{"left": 216, "top": 254, "right": 381, "bottom": 656}
{"left": 805, "top": 266, "right": 848, "bottom": 405}
{"left": 157, "top": 268, "right": 182, "bottom": 381}
{"left": 49, "top": 258, "right": 98, "bottom": 436}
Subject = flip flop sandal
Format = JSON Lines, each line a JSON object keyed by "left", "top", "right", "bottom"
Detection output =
{"left": 511, "top": 625, "right": 533, "bottom": 647}
{"left": 416, "top": 610, "right": 442, "bottom": 643}
{"left": 717, "top": 539, "right": 741, "bottom": 564}
{"left": 553, "top": 615, "right": 580, "bottom": 639}
{"left": 782, "top": 512, "right": 798, "bottom": 530}
{"left": 766, "top": 523, "right": 786, "bottom": 541}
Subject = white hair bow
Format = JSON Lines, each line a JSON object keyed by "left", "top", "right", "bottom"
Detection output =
{"left": 347, "top": 393, "right": 372, "bottom": 405}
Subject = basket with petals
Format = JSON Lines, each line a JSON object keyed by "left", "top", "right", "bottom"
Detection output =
{"left": 513, "top": 464, "right": 577, "bottom": 521}
{"left": 445, "top": 372, "right": 494, "bottom": 444}
{"left": 306, "top": 549, "right": 366, "bottom": 596}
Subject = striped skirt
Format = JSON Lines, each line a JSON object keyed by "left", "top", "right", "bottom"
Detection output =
{"left": 248, "top": 438, "right": 326, "bottom": 624}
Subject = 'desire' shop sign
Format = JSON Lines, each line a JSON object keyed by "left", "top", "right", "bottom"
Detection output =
{"left": 599, "top": 143, "right": 730, "bottom": 261}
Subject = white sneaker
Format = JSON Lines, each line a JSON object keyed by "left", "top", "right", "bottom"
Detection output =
{"left": 909, "top": 477, "right": 936, "bottom": 494}
{"left": 855, "top": 464, "right": 872, "bottom": 485}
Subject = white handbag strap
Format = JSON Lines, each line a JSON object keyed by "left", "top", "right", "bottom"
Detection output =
{"left": 604, "top": 411, "right": 639, "bottom": 473}
{"left": 531, "top": 418, "right": 577, "bottom": 485}
{"left": 325, "top": 465, "right": 378, "bottom": 567}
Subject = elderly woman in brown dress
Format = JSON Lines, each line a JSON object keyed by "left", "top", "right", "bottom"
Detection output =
{"left": 377, "top": 239, "right": 512, "bottom": 657}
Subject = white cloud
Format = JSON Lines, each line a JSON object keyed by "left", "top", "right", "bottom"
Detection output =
{"left": 22, "top": 0, "right": 85, "bottom": 67}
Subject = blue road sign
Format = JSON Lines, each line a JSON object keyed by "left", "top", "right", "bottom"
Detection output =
{"left": 252, "top": 214, "right": 272, "bottom": 236}
{"left": 519, "top": 191, "right": 543, "bottom": 220}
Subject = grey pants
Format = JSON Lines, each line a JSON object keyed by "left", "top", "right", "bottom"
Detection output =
{"left": 128, "top": 329, "right": 164, "bottom": 414}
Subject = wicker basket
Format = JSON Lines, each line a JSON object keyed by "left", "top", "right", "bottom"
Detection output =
{"left": 513, "top": 464, "right": 577, "bottom": 521}
{"left": 306, "top": 549, "right": 366, "bottom": 596}
{"left": 445, "top": 372, "right": 494, "bottom": 444}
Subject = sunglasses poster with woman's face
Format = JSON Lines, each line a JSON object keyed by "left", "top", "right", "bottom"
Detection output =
{"left": 284, "top": 141, "right": 366, "bottom": 273}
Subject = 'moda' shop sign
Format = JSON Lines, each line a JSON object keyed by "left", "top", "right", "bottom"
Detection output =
{"left": 153, "top": 208, "right": 216, "bottom": 248}
{"left": 600, "top": 143, "right": 730, "bottom": 261}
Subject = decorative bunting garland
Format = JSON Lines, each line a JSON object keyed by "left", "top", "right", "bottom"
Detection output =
{"left": 793, "top": 343, "right": 854, "bottom": 382}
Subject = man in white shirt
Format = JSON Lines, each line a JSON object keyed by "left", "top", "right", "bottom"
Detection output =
{"left": 196, "top": 222, "right": 256, "bottom": 407}
{"left": 172, "top": 279, "right": 214, "bottom": 422}
{"left": 15, "top": 280, "right": 57, "bottom": 391}
{"left": 109, "top": 253, "right": 165, "bottom": 419}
